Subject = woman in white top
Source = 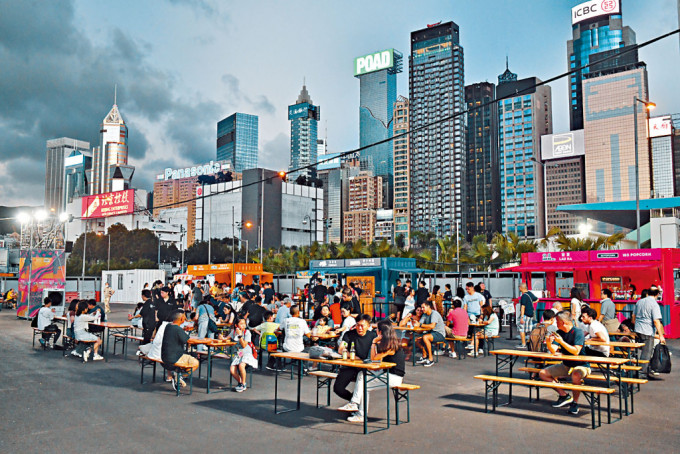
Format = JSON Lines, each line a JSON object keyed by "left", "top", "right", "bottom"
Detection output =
{"left": 401, "top": 288, "right": 416, "bottom": 320}
{"left": 73, "top": 301, "right": 103, "bottom": 361}
{"left": 570, "top": 287, "right": 584, "bottom": 328}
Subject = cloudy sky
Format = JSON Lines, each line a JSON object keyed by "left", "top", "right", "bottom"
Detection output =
{"left": 1, "top": 0, "right": 679, "bottom": 206}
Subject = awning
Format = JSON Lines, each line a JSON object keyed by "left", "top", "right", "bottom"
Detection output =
{"left": 237, "top": 270, "right": 273, "bottom": 276}
{"left": 498, "top": 262, "right": 661, "bottom": 273}
{"left": 557, "top": 197, "right": 680, "bottom": 229}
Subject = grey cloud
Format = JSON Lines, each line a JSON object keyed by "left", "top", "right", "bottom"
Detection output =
{"left": 259, "top": 133, "right": 290, "bottom": 170}
{"left": 221, "top": 74, "right": 276, "bottom": 116}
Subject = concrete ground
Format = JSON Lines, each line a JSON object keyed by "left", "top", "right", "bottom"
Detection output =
{"left": 0, "top": 305, "right": 678, "bottom": 453}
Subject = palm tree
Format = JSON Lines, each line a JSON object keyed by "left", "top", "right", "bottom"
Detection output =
{"left": 544, "top": 227, "right": 625, "bottom": 251}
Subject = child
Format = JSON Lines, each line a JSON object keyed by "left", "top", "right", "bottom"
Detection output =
{"left": 253, "top": 311, "right": 280, "bottom": 365}
{"left": 228, "top": 317, "right": 258, "bottom": 392}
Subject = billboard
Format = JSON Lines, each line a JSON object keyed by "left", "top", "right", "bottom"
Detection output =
{"left": 17, "top": 249, "right": 66, "bottom": 319}
{"left": 288, "top": 103, "right": 320, "bottom": 121}
{"left": 156, "top": 160, "right": 230, "bottom": 180}
{"left": 572, "top": 0, "right": 620, "bottom": 25}
{"left": 541, "top": 130, "right": 585, "bottom": 160}
{"left": 354, "top": 49, "right": 395, "bottom": 76}
{"left": 81, "top": 189, "right": 134, "bottom": 219}
{"left": 649, "top": 116, "right": 673, "bottom": 138}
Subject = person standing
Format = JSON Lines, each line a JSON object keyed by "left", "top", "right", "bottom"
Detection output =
{"left": 392, "top": 279, "right": 406, "bottom": 322}
{"left": 463, "top": 282, "right": 484, "bottom": 321}
{"left": 139, "top": 289, "right": 157, "bottom": 345}
{"left": 479, "top": 282, "right": 492, "bottom": 306}
{"left": 632, "top": 286, "right": 666, "bottom": 378}
{"left": 517, "top": 283, "right": 537, "bottom": 349}
{"left": 102, "top": 282, "right": 115, "bottom": 314}
{"left": 415, "top": 281, "right": 430, "bottom": 307}
{"left": 155, "top": 286, "right": 178, "bottom": 330}
{"left": 598, "top": 289, "right": 619, "bottom": 332}
{"left": 263, "top": 282, "right": 275, "bottom": 308}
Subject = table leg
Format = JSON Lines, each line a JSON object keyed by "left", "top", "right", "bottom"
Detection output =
{"left": 363, "top": 370, "right": 368, "bottom": 435}
{"left": 274, "top": 361, "right": 279, "bottom": 413}
{"left": 103, "top": 327, "right": 109, "bottom": 362}
{"left": 386, "top": 371, "right": 390, "bottom": 430}
{"left": 296, "top": 359, "right": 302, "bottom": 410}
{"left": 606, "top": 364, "right": 611, "bottom": 424}
{"left": 206, "top": 345, "right": 212, "bottom": 394}
{"left": 411, "top": 332, "right": 416, "bottom": 366}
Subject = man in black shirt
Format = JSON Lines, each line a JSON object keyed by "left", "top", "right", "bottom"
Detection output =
{"left": 341, "top": 287, "right": 362, "bottom": 318}
{"left": 161, "top": 310, "right": 199, "bottom": 390}
{"left": 393, "top": 279, "right": 406, "bottom": 321}
{"left": 139, "top": 289, "right": 157, "bottom": 344}
{"left": 312, "top": 279, "right": 327, "bottom": 306}
{"left": 415, "top": 281, "right": 429, "bottom": 306}
{"left": 155, "top": 286, "right": 178, "bottom": 331}
{"left": 263, "top": 282, "right": 275, "bottom": 307}
{"left": 333, "top": 314, "right": 377, "bottom": 405}
{"left": 246, "top": 298, "right": 267, "bottom": 329}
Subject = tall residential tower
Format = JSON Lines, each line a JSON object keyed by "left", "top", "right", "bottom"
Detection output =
{"left": 44, "top": 138, "right": 91, "bottom": 212}
{"left": 288, "top": 84, "right": 320, "bottom": 180}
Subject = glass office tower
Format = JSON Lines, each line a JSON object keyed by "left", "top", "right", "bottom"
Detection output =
{"left": 408, "top": 21, "right": 465, "bottom": 238}
{"left": 288, "top": 84, "right": 320, "bottom": 180}
{"left": 216, "top": 113, "right": 259, "bottom": 173}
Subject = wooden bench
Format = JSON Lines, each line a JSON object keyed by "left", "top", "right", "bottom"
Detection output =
{"left": 139, "top": 355, "right": 194, "bottom": 396}
{"left": 32, "top": 328, "right": 48, "bottom": 350}
{"left": 474, "top": 374, "right": 615, "bottom": 429}
{"left": 308, "top": 370, "right": 338, "bottom": 407}
{"left": 446, "top": 336, "right": 472, "bottom": 359}
{"left": 62, "top": 335, "right": 97, "bottom": 362}
{"left": 112, "top": 333, "right": 145, "bottom": 357}
{"left": 392, "top": 383, "right": 420, "bottom": 424}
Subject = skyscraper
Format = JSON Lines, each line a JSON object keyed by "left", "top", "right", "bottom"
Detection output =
{"left": 497, "top": 66, "right": 552, "bottom": 239}
{"left": 583, "top": 65, "right": 649, "bottom": 206}
{"left": 355, "top": 48, "right": 403, "bottom": 208}
{"left": 288, "top": 84, "right": 320, "bottom": 180}
{"left": 408, "top": 21, "right": 465, "bottom": 238}
{"left": 216, "top": 113, "right": 259, "bottom": 173}
{"left": 89, "top": 102, "right": 133, "bottom": 195}
{"left": 44, "top": 138, "right": 90, "bottom": 212}
{"left": 343, "top": 172, "right": 383, "bottom": 243}
{"left": 567, "top": 0, "right": 636, "bottom": 130}
{"left": 392, "top": 96, "right": 410, "bottom": 247}
{"left": 465, "top": 82, "right": 500, "bottom": 240}
{"left": 650, "top": 115, "right": 675, "bottom": 199}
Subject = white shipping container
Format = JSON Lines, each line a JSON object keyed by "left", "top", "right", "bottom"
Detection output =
{"left": 102, "top": 269, "right": 165, "bottom": 304}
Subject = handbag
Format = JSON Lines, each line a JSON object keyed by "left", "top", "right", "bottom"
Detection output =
{"left": 650, "top": 343, "right": 672, "bottom": 373}
{"left": 249, "top": 341, "right": 258, "bottom": 359}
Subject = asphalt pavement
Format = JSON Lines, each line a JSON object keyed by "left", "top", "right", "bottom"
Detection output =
{"left": 0, "top": 305, "right": 677, "bottom": 453}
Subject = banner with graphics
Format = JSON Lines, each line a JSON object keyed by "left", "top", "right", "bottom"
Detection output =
{"left": 17, "top": 250, "right": 66, "bottom": 319}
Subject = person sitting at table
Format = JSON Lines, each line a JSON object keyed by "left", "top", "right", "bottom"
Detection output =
{"left": 414, "top": 301, "right": 447, "bottom": 367}
{"left": 473, "top": 304, "right": 499, "bottom": 354}
{"left": 129, "top": 302, "right": 144, "bottom": 329}
{"left": 335, "top": 314, "right": 377, "bottom": 409}
{"left": 37, "top": 297, "right": 61, "bottom": 349}
{"left": 445, "top": 299, "right": 469, "bottom": 358}
{"left": 138, "top": 320, "right": 173, "bottom": 381}
{"left": 551, "top": 302, "right": 563, "bottom": 314}
{"left": 538, "top": 311, "right": 589, "bottom": 416}
{"left": 221, "top": 304, "right": 236, "bottom": 325}
{"left": 314, "top": 305, "right": 335, "bottom": 329}
{"left": 335, "top": 304, "right": 357, "bottom": 344}
{"left": 73, "top": 300, "right": 104, "bottom": 361}
{"left": 580, "top": 307, "right": 610, "bottom": 357}
{"left": 228, "top": 317, "right": 258, "bottom": 392}
{"left": 266, "top": 305, "right": 310, "bottom": 371}
{"left": 86, "top": 299, "right": 106, "bottom": 335}
{"left": 341, "top": 320, "right": 406, "bottom": 423}
{"left": 253, "top": 310, "right": 280, "bottom": 357}
{"left": 161, "top": 310, "right": 199, "bottom": 391}
{"left": 275, "top": 296, "right": 292, "bottom": 325}
{"left": 542, "top": 309, "right": 558, "bottom": 334}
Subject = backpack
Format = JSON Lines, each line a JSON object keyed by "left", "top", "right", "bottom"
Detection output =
{"left": 528, "top": 324, "right": 548, "bottom": 352}
{"left": 31, "top": 314, "right": 39, "bottom": 328}
{"left": 650, "top": 343, "right": 672, "bottom": 374}
{"left": 264, "top": 334, "right": 278, "bottom": 352}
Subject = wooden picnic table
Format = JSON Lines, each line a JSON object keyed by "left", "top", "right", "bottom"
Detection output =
{"left": 490, "top": 349, "right": 630, "bottom": 423}
{"left": 586, "top": 340, "right": 644, "bottom": 360}
{"left": 394, "top": 325, "right": 431, "bottom": 366}
{"left": 89, "top": 321, "right": 132, "bottom": 362}
{"left": 271, "top": 351, "right": 396, "bottom": 434}
{"left": 187, "top": 337, "right": 236, "bottom": 393}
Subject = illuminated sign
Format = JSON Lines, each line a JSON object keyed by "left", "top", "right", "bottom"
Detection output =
{"left": 354, "top": 49, "right": 395, "bottom": 76}
{"left": 64, "top": 155, "right": 84, "bottom": 167}
{"left": 572, "top": 0, "right": 620, "bottom": 25}
{"left": 156, "top": 161, "right": 229, "bottom": 181}
{"left": 81, "top": 189, "right": 134, "bottom": 219}
{"left": 649, "top": 116, "right": 672, "bottom": 138}
{"left": 288, "top": 103, "right": 320, "bottom": 121}
{"left": 541, "top": 130, "right": 585, "bottom": 160}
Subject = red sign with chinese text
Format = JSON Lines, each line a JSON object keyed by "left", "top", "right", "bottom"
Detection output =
{"left": 81, "top": 189, "right": 134, "bottom": 219}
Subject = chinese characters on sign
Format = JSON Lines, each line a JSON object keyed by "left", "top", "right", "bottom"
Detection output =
{"left": 81, "top": 189, "right": 134, "bottom": 219}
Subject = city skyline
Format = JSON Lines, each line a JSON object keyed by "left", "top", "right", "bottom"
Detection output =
{"left": 1, "top": 0, "right": 679, "bottom": 206}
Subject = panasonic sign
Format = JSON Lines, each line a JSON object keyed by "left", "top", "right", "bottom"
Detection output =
{"left": 156, "top": 161, "right": 230, "bottom": 181}
{"left": 572, "top": 0, "right": 620, "bottom": 25}
{"left": 354, "top": 49, "right": 394, "bottom": 76}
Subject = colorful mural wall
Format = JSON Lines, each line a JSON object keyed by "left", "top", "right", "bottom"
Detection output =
{"left": 17, "top": 250, "right": 66, "bottom": 319}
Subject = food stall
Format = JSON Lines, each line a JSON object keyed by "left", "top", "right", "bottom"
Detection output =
{"left": 499, "top": 249, "right": 680, "bottom": 338}
{"left": 186, "top": 263, "right": 273, "bottom": 288}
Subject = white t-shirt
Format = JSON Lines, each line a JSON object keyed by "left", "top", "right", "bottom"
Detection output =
{"left": 37, "top": 306, "right": 55, "bottom": 330}
{"left": 586, "top": 319, "right": 610, "bottom": 356}
{"left": 282, "top": 316, "right": 310, "bottom": 353}
{"left": 147, "top": 322, "right": 169, "bottom": 360}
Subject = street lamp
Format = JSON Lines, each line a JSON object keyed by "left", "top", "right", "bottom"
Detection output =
{"left": 239, "top": 221, "right": 253, "bottom": 263}
{"left": 633, "top": 98, "right": 655, "bottom": 249}
{"left": 322, "top": 217, "right": 333, "bottom": 244}
{"left": 302, "top": 214, "right": 312, "bottom": 247}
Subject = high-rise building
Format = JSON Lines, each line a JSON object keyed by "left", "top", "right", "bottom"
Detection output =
{"left": 317, "top": 138, "right": 327, "bottom": 157}
{"left": 89, "top": 102, "right": 133, "bottom": 195}
{"left": 540, "top": 131, "right": 586, "bottom": 235}
{"left": 355, "top": 48, "right": 403, "bottom": 208}
{"left": 392, "top": 96, "right": 410, "bottom": 247}
{"left": 649, "top": 115, "right": 675, "bottom": 199}
{"left": 216, "top": 113, "right": 259, "bottom": 173}
{"left": 317, "top": 154, "right": 360, "bottom": 244}
{"left": 465, "top": 82, "right": 500, "bottom": 240}
{"left": 409, "top": 21, "right": 465, "bottom": 238}
{"left": 342, "top": 172, "right": 382, "bottom": 243}
{"left": 583, "top": 65, "right": 649, "bottom": 206}
{"left": 567, "top": 0, "right": 636, "bottom": 130}
{"left": 288, "top": 84, "right": 320, "bottom": 180}
{"left": 497, "top": 66, "right": 553, "bottom": 239}
{"left": 44, "top": 138, "right": 90, "bottom": 212}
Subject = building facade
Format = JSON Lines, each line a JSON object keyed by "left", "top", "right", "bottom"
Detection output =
{"left": 44, "top": 137, "right": 90, "bottom": 212}
{"left": 541, "top": 130, "right": 586, "bottom": 235}
{"left": 89, "top": 103, "right": 133, "bottom": 195}
{"left": 567, "top": 0, "right": 636, "bottom": 130}
{"left": 465, "top": 82, "right": 500, "bottom": 240}
{"left": 342, "top": 172, "right": 383, "bottom": 243}
{"left": 216, "top": 113, "right": 259, "bottom": 173}
{"left": 355, "top": 48, "right": 402, "bottom": 209}
{"left": 317, "top": 154, "right": 360, "bottom": 244}
{"left": 408, "top": 21, "right": 465, "bottom": 238}
{"left": 392, "top": 96, "right": 410, "bottom": 247}
{"left": 650, "top": 115, "right": 675, "bottom": 199}
{"left": 497, "top": 68, "right": 553, "bottom": 239}
{"left": 288, "top": 84, "right": 320, "bottom": 180}
{"left": 583, "top": 65, "right": 650, "bottom": 204}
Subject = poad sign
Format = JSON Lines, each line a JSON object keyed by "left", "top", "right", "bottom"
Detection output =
{"left": 82, "top": 189, "right": 134, "bottom": 219}
{"left": 354, "top": 49, "right": 395, "bottom": 76}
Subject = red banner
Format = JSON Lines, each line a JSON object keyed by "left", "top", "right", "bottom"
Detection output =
{"left": 81, "top": 189, "right": 134, "bottom": 219}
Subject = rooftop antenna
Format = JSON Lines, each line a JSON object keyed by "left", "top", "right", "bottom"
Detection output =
{"left": 506, "top": 55, "right": 509, "bottom": 71}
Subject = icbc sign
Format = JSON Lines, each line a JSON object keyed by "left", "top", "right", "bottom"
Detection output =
{"left": 572, "top": 0, "right": 620, "bottom": 25}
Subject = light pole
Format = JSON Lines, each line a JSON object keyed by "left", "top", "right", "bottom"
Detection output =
{"left": 323, "top": 217, "right": 333, "bottom": 244}
{"left": 180, "top": 225, "right": 185, "bottom": 273}
{"left": 107, "top": 232, "right": 111, "bottom": 270}
{"left": 231, "top": 205, "right": 235, "bottom": 265}
{"left": 82, "top": 222, "right": 87, "bottom": 277}
{"left": 633, "top": 97, "right": 656, "bottom": 249}
{"left": 455, "top": 219, "right": 460, "bottom": 274}
{"left": 238, "top": 221, "right": 253, "bottom": 263}
{"left": 302, "top": 214, "right": 312, "bottom": 247}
